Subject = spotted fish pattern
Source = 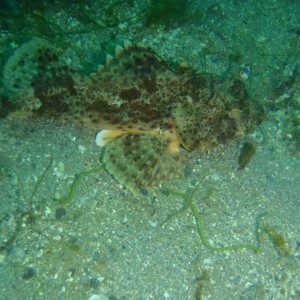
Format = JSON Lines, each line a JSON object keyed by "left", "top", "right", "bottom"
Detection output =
{"left": 2, "top": 38, "right": 263, "bottom": 194}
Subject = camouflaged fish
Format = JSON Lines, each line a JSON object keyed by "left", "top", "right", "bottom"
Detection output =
{"left": 2, "top": 38, "right": 263, "bottom": 194}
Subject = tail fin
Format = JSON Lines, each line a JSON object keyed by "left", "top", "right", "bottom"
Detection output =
{"left": 3, "top": 38, "right": 77, "bottom": 117}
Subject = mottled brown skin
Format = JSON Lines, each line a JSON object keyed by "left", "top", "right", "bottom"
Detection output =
{"left": 3, "top": 39, "right": 263, "bottom": 194}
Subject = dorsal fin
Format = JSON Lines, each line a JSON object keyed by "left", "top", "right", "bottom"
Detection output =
{"left": 97, "top": 41, "right": 173, "bottom": 80}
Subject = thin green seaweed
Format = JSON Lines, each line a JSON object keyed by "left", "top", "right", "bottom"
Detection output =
{"left": 59, "top": 167, "right": 290, "bottom": 255}
{"left": 1, "top": 155, "right": 289, "bottom": 257}
{"left": 58, "top": 165, "right": 104, "bottom": 205}
{"left": 164, "top": 179, "right": 290, "bottom": 254}
{"left": 0, "top": 161, "right": 104, "bottom": 251}
{"left": 0, "top": 157, "right": 53, "bottom": 251}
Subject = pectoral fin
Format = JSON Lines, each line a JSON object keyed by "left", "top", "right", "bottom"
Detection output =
{"left": 102, "top": 134, "right": 186, "bottom": 194}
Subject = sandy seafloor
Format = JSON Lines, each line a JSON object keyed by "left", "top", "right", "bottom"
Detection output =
{"left": 0, "top": 0, "right": 300, "bottom": 299}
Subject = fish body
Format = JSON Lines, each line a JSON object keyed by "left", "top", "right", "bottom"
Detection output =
{"left": 2, "top": 39, "right": 263, "bottom": 194}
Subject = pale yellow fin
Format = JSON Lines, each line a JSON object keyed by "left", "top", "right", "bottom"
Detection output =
{"left": 95, "top": 130, "right": 125, "bottom": 147}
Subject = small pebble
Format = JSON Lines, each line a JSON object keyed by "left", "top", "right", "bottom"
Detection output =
{"left": 89, "top": 295, "right": 101, "bottom": 300}
{"left": 22, "top": 266, "right": 35, "bottom": 280}
{"left": 88, "top": 294, "right": 109, "bottom": 300}
{"left": 36, "top": 249, "right": 43, "bottom": 258}
{"left": 55, "top": 207, "right": 67, "bottom": 220}
{"left": 45, "top": 207, "right": 52, "bottom": 215}
{"left": 0, "top": 254, "right": 6, "bottom": 263}
{"left": 78, "top": 145, "right": 86, "bottom": 152}
{"left": 90, "top": 278, "right": 100, "bottom": 289}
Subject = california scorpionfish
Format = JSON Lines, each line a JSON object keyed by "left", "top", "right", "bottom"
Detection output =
{"left": 2, "top": 39, "right": 263, "bottom": 194}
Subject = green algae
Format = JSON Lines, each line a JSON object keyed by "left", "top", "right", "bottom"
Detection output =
{"left": 194, "top": 270, "right": 210, "bottom": 300}
{"left": 58, "top": 165, "right": 104, "bottom": 205}
{"left": 288, "top": 110, "right": 300, "bottom": 154}
{"left": 165, "top": 179, "right": 291, "bottom": 255}
{"left": 260, "top": 223, "right": 290, "bottom": 256}
{"left": 1, "top": 154, "right": 290, "bottom": 258}
{"left": 0, "top": 157, "right": 53, "bottom": 251}
{"left": 145, "top": 0, "right": 190, "bottom": 26}
{"left": 165, "top": 182, "right": 261, "bottom": 253}
{"left": 0, "top": 160, "right": 103, "bottom": 251}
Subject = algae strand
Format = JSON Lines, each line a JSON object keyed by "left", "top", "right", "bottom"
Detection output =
{"left": 59, "top": 165, "right": 104, "bottom": 205}
{"left": 166, "top": 181, "right": 292, "bottom": 256}
{"left": 166, "top": 185, "right": 261, "bottom": 253}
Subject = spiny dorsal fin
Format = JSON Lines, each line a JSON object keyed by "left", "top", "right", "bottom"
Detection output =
{"left": 95, "top": 42, "right": 173, "bottom": 80}
{"left": 106, "top": 54, "right": 114, "bottom": 65}
{"left": 124, "top": 40, "right": 132, "bottom": 50}
{"left": 115, "top": 44, "right": 124, "bottom": 56}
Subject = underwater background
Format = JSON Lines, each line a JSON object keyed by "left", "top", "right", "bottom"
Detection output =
{"left": 0, "top": 0, "right": 299, "bottom": 299}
